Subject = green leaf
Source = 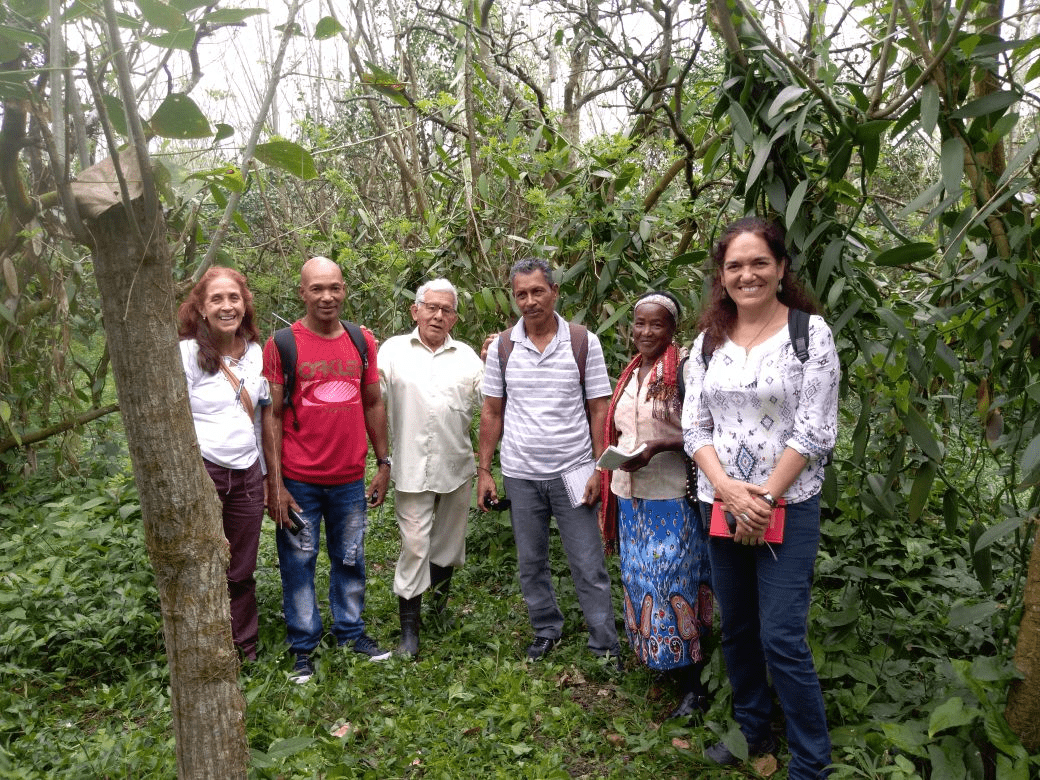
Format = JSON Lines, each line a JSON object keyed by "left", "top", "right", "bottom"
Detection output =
{"left": 314, "top": 15, "right": 345, "bottom": 39}
{"left": 136, "top": 0, "right": 186, "bottom": 31}
{"left": 200, "top": 8, "right": 266, "bottom": 24}
{"left": 266, "top": 737, "right": 315, "bottom": 757}
{"left": 928, "top": 697, "right": 977, "bottom": 738}
{"left": 921, "top": 82, "right": 939, "bottom": 135}
{"left": 973, "top": 516, "right": 1024, "bottom": 552}
{"left": 874, "top": 242, "right": 935, "bottom": 267}
{"left": 765, "top": 85, "right": 806, "bottom": 121}
{"left": 950, "top": 90, "right": 1018, "bottom": 119}
{"left": 149, "top": 93, "right": 212, "bottom": 139}
{"left": 214, "top": 123, "right": 234, "bottom": 142}
{"left": 908, "top": 460, "right": 936, "bottom": 523}
{"left": 942, "top": 489, "right": 959, "bottom": 534}
{"left": 940, "top": 138, "right": 964, "bottom": 195}
{"left": 144, "top": 28, "right": 197, "bottom": 50}
{"left": 254, "top": 139, "right": 318, "bottom": 180}
{"left": 1018, "top": 431, "right": 1040, "bottom": 487}
{"left": 969, "top": 520, "right": 993, "bottom": 591}
{"left": 785, "top": 179, "right": 809, "bottom": 231}
{"left": 727, "top": 102, "right": 753, "bottom": 144}
{"left": 898, "top": 405, "right": 943, "bottom": 461}
{"left": 101, "top": 94, "right": 129, "bottom": 136}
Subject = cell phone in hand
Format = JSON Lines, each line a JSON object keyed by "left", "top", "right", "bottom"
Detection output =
{"left": 286, "top": 506, "right": 304, "bottom": 536}
{"left": 484, "top": 492, "right": 511, "bottom": 512}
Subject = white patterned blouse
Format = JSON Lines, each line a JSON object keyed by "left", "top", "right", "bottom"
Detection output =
{"left": 681, "top": 314, "right": 840, "bottom": 504}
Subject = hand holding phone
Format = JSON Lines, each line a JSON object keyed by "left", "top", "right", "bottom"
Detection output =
{"left": 483, "top": 492, "right": 511, "bottom": 512}
{"left": 286, "top": 506, "right": 304, "bottom": 536}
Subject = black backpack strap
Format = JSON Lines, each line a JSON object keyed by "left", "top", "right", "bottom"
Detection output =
{"left": 341, "top": 320, "right": 369, "bottom": 372}
{"left": 677, "top": 355, "right": 688, "bottom": 401}
{"left": 273, "top": 326, "right": 300, "bottom": 431}
{"left": 788, "top": 308, "right": 810, "bottom": 364}
{"left": 496, "top": 328, "right": 514, "bottom": 403}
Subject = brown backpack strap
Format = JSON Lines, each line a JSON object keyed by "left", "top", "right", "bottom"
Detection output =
{"left": 568, "top": 322, "right": 588, "bottom": 394}
{"left": 218, "top": 361, "right": 255, "bottom": 421}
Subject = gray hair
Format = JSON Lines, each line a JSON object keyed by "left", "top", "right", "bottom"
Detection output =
{"left": 415, "top": 278, "right": 458, "bottom": 308}
{"left": 509, "top": 258, "right": 555, "bottom": 286}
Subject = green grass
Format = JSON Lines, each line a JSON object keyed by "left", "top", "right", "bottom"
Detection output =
{"left": 2, "top": 454, "right": 1038, "bottom": 778}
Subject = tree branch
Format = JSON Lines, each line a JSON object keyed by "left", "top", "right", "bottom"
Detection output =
{"left": 0, "top": 404, "right": 119, "bottom": 454}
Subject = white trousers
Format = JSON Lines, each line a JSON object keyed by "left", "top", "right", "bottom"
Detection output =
{"left": 393, "top": 480, "right": 472, "bottom": 599}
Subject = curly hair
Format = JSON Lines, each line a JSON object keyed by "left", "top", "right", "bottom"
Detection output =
{"left": 697, "top": 217, "right": 819, "bottom": 354}
{"left": 177, "top": 267, "right": 261, "bottom": 374}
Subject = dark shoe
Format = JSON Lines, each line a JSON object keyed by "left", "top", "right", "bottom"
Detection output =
{"left": 428, "top": 564, "right": 454, "bottom": 615}
{"left": 668, "top": 691, "right": 709, "bottom": 720}
{"left": 704, "top": 735, "right": 776, "bottom": 766}
{"left": 525, "top": 636, "right": 561, "bottom": 661}
{"left": 397, "top": 595, "right": 421, "bottom": 658}
{"left": 352, "top": 634, "right": 392, "bottom": 662}
{"left": 289, "top": 653, "right": 314, "bottom": 684}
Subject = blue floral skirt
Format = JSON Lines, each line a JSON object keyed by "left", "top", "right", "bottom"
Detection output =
{"left": 618, "top": 496, "right": 712, "bottom": 670}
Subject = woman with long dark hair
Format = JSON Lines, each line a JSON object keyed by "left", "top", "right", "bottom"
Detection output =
{"left": 178, "top": 267, "right": 270, "bottom": 662}
{"left": 682, "top": 218, "right": 839, "bottom": 777}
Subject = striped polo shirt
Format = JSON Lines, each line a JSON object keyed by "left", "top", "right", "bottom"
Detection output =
{"left": 484, "top": 312, "right": 611, "bottom": 480}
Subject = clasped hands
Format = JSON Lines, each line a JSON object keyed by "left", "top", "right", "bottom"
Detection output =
{"left": 717, "top": 479, "right": 773, "bottom": 546}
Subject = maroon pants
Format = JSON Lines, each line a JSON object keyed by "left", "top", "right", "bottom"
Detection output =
{"left": 204, "top": 458, "right": 264, "bottom": 660}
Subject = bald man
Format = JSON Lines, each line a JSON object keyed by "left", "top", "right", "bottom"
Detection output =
{"left": 262, "top": 257, "right": 392, "bottom": 683}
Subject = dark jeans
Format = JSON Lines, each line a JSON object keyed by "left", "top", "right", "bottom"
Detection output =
{"left": 204, "top": 458, "right": 264, "bottom": 660}
{"left": 704, "top": 494, "right": 831, "bottom": 779}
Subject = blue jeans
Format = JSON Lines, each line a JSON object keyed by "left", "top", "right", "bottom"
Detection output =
{"left": 504, "top": 476, "right": 619, "bottom": 655}
{"left": 705, "top": 495, "right": 831, "bottom": 779}
{"left": 277, "top": 478, "right": 369, "bottom": 654}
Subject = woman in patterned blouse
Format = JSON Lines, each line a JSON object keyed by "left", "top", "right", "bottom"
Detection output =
{"left": 681, "top": 218, "right": 840, "bottom": 778}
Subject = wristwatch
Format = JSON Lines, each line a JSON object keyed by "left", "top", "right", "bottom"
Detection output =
{"left": 376, "top": 456, "right": 392, "bottom": 468}
{"left": 760, "top": 492, "right": 777, "bottom": 507}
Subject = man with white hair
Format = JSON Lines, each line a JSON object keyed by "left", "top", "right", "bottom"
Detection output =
{"left": 378, "top": 278, "right": 484, "bottom": 657}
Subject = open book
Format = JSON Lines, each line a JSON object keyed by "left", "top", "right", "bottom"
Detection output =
{"left": 596, "top": 443, "right": 647, "bottom": 471}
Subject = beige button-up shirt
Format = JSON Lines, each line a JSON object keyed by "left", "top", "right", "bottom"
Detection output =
{"left": 609, "top": 371, "right": 687, "bottom": 500}
{"left": 378, "top": 329, "right": 484, "bottom": 493}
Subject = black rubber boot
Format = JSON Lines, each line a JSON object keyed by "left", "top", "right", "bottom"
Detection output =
{"left": 397, "top": 595, "right": 421, "bottom": 658}
{"left": 668, "top": 661, "right": 710, "bottom": 719}
{"left": 428, "top": 563, "right": 454, "bottom": 615}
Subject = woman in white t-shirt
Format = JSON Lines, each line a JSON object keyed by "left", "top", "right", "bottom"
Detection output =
{"left": 177, "top": 267, "right": 270, "bottom": 662}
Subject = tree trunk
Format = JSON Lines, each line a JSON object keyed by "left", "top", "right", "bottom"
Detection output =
{"left": 90, "top": 201, "right": 248, "bottom": 779}
{"left": 1006, "top": 519, "right": 1040, "bottom": 751}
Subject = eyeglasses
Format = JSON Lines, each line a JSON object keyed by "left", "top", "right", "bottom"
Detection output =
{"left": 418, "top": 302, "right": 457, "bottom": 316}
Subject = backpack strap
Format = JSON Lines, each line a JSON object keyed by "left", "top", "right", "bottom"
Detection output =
{"left": 788, "top": 308, "right": 810, "bottom": 364}
{"left": 275, "top": 320, "right": 370, "bottom": 431}
{"left": 568, "top": 322, "right": 588, "bottom": 401}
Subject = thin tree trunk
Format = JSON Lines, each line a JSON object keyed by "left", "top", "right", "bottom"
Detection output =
{"left": 90, "top": 201, "right": 248, "bottom": 779}
{"left": 1006, "top": 519, "right": 1040, "bottom": 751}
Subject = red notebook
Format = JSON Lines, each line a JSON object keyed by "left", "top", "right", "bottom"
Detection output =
{"left": 709, "top": 498, "right": 785, "bottom": 543}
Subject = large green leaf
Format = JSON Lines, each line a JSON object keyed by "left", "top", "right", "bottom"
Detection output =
{"left": 148, "top": 93, "right": 211, "bottom": 139}
{"left": 102, "top": 94, "right": 129, "bottom": 136}
{"left": 314, "top": 15, "right": 345, "bottom": 40}
{"left": 908, "top": 460, "right": 936, "bottom": 523}
{"left": 873, "top": 242, "right": 936, "bottom": 267}
{"left": 1019, "top": 431, "right": 1040, "bottom": 487}
{"left": 254, "top": 139, "right": 318, "bottom": 180}
{"left": 950, "top": 90, "right": 1018, "bottom": 119}
{"left": 940, "top": 138, "right": 964, "bottom": 195}
{"left": 928, "top": 697, "right": 977, "bottom": 738}
{"left": 898, "top": 405, "right": 943, "bottom": 461}
{"left": 200, "top": 8, "right": 266, "bottom": 24}
{"left": 136, "top": 0, "right": 186, "bottom": 31}
{"left": 144, "top": 28, "right": 197, "bottom": 50}
{"left": 920, "top": 82, "right": 940, "bottom": 135}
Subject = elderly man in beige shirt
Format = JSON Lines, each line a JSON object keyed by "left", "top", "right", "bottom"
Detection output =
{"left": 378, "top": 278, "right": 484, "bottom": 657}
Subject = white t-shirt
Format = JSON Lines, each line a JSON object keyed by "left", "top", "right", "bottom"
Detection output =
{"left": 483, "top": 312, "right": 611, "bottom": 480}
{"left": 180, "top": 339, "right": 270, "bottom": 470}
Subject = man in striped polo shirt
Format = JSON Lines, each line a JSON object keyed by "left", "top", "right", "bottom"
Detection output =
{"left": 477, "top": 259, "right": 621, "bottom": 663}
